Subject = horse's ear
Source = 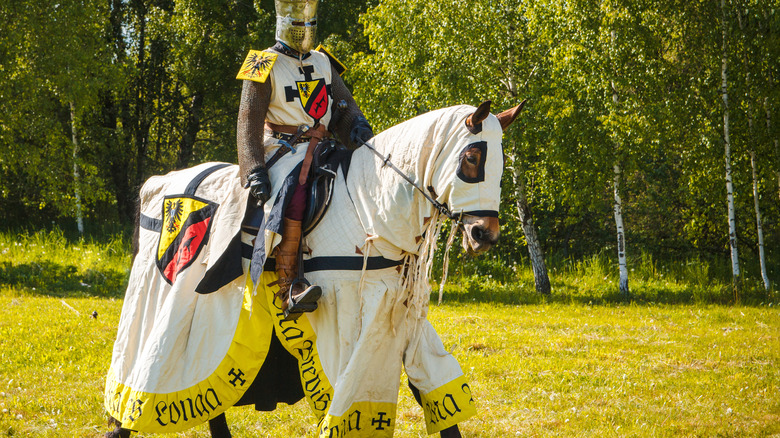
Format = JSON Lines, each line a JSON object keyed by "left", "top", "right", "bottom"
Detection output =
{"left": 466, "top": 100, "right": 492, "bottom": 133}
{"left": 496, "top": 99, "right": 527, "bottom": 131}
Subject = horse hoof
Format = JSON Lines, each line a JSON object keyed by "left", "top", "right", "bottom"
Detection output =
{"left": 105, "top": 429, "right": 131, "bottom": 438}
{"left": 440, "top": 424, "right": 462, "bottom": 438}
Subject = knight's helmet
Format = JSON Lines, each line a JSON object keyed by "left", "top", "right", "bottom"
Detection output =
{"left": 275, "top": 0, "right": 318, "bottom": 54}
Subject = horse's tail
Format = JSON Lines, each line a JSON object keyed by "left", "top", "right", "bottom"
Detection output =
{"left": 131, "top": 194, "right": 141, "bottom": 262}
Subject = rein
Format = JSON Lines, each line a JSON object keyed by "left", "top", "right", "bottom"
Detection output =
{"left": 356, "top": 138, "right": 465, "bottom": 231}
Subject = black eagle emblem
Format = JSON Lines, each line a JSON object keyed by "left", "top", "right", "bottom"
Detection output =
{"left": 242, "top": 53, "right": 275, "bottom": 79}
{"left": 165, "top": 199, "right": 184, "bottom": 233}
{"left": 299, "top": 83, "right": 311, "bottom": 98}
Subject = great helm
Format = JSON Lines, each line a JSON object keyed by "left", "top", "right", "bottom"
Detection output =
{"left": 275, "top": 0, "right": 318, "bottom": 54}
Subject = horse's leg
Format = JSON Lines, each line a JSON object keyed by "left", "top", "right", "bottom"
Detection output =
{"left": 208, "top": 413, "right": 232, "bottom": 438}
{"left": 439, "top": 425, "right": 463, "bottom": 438}
{"left": 105, "top": 416, "right": 131, "bottom": 438}
{"left": 408, "top": 382, "right": 463, "bottom": 438}
{"left": 104, "top": 414, "right": 232, "bottom": 438}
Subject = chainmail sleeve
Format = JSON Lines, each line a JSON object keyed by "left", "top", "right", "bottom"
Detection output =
{"left": 328, "top": 73, "right": 373, "bottom": 150}
{"left": 237, "top": 79, "right": 272, "bottom": 185}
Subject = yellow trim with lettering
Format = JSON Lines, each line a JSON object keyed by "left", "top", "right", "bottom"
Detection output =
{"left": 104, "top": 273, "right": 273, "bottom": 432}
{"left": 262, "top": 271, "right": 335, "bottom": 421}
{"left": 419, "top": 374, "right": 477, "bottom": 434}
{"left": 105, "top": 269, "right": 476, "bottom": 435}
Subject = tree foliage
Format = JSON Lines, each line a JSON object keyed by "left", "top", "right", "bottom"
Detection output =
{"left": 349, "top": 0, "right": 779, "bottom": 282}
{"left": 0, "top": 0, "right": 777, "bottom": 285}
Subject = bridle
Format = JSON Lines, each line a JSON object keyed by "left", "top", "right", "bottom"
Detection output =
{"left": 355, "top": 138, "right": 465, "bottom": 231}
{"left": 264, "top": 126, "right": 465, "bottom": 231}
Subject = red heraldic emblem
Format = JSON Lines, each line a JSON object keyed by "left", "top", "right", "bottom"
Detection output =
{"left": 155, "top": 196, "right": 218, "bottom": 284}
{"left": 297, "top": 78, "right": 329, "bottom": 123}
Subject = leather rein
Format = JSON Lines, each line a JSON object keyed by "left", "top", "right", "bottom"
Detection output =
{"left": 355, "top": 138, "right": 465, "bottom": 231}
{"left": 263, "top": 126, "right": 466, "bottom": 231}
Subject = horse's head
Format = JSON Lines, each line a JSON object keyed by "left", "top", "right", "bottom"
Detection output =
{"left": 434, "top": 100, "right": 525, "bottom": 255}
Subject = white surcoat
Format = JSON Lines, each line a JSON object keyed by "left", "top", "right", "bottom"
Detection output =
{"left": 266, "top": 49, "right": 334, "bottom": 129}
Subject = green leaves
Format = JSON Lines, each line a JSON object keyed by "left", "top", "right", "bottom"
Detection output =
{"left": 0, "top": 0, "right": 776, "bottom": 274}
{"left": 350, "top": 0, "right": 778, "bottom": 269}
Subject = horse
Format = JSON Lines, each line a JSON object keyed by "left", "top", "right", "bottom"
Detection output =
{"left": 104, "top": 100, "right": 524, "bottom": 438}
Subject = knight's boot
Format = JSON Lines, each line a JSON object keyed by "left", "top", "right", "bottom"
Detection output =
{"left": 272, "top": 218, "right": 322, "bottom": 321}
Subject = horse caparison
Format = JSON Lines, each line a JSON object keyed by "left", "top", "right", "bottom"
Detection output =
{"left": 105, "top": 100, "right": 524, "bottom": 437}
{"left": 107, "top": 385, "right": 462, "bottom": 438}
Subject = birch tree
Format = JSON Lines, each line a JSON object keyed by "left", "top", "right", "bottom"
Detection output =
{"left": 610, "top": 28, "right": 629, "bottom": 296}
{"left": 612, "top": 163, "right": 629, "bottom": 294}
{"left": 69, "top": 102, "right": 84, "bottom": 235}
{"left": 512, "top": 162, "right": 551, "bottom": 294}
{"left": 737, "top": 7, "right": 770, "bottom": 291}
{"left": 721, "top": 0, "right": 741, "bottom": 290}
{"left": 2, "top": 0, "right": 114, "bottom": 232}
{"left": 353, "top": 0, "right": 553, "bottom": 294}
{"left": 540, "top": 0, "right": 668, "bottom": 296}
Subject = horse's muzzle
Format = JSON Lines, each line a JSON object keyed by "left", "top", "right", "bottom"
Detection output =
{"left": 461, "top": 216, "right": 499, "bottom": 254}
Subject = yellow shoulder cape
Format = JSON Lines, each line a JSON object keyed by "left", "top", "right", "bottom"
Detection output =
{"left": 315, "top": 44, "right": 347, "bottom": 76}
{"left": 236, "top": 50, "right": 278, "bottom": 83}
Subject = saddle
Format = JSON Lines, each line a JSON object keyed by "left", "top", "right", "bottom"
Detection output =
{"left": 263, "top": 122, "right": 353, "bottom": 235}
{"left": 302, "top": 139, "right": 353, "bottom": 235}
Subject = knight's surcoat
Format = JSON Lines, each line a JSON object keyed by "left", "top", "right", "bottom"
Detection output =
{"left": 265, "top": 49, "right": 334, "bottom": 128}
{"left": 236, "top": 45, "right": 356, "bottom": 178}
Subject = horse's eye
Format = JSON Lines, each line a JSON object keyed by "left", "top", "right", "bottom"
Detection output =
{"left": 457, "top": 141, "right": 487, "bottom": 183}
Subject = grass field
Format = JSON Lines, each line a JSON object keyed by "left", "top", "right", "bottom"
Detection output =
{"left": 0, "top": 231, "right": 778, "bottom": 437}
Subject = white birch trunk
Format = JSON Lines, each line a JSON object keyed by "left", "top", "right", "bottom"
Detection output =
{"left": 503, "top": 53, "right": 550, "bottom": 294}
{"left": 740, "top": 11, "right": 770, "bottom": 292}
{"left": 721, "top": 0, "right": 740, "bottom": 286}
{"left": 750, "top": 150, "right": 770, "bottom": 290}
{"left": 609, "top": 29, "right": 629, "bottom": 297}
{"left": 69, "top": 102, "right": 84, "bottom": 235}
{"left": 512, "top": 167, "right": 551, "bottom": 295}
{"left": 613, "top": 163, "right": 629, "bottom": 295}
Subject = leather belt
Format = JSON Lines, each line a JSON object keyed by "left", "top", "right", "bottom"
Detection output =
{"left": 265, "top": 122, "right": 331, "bottom": 142}
{"left": 268, "top": 130, "right": 308, "bottom": 143}
{"left": 265, "top": 122, "right": 331, "bottom": 185}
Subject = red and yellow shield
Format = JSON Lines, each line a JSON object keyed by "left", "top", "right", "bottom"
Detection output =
{"left": 296, "top": 78, "right": 329, "bottom": 122}
{"left": 156, "top": 196, "right": 218, "bottom": 284}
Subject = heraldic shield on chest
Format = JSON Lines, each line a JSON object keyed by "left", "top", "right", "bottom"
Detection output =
{"left": 285, "top": 64, "right": 329, "bottom": 123}
{"left": 237, "top": 47, "right": 339, "bottom": 126}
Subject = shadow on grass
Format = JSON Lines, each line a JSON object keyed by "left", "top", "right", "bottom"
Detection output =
{"left": 435, "top": 277, "right": 775, "bottom": 307}
{"left": 0, "top": 261, "right": 128, "bottom": 298}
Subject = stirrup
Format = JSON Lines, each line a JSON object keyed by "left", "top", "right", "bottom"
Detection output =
{"left": 283, "top": 278, "right": 322, "bottom": 321}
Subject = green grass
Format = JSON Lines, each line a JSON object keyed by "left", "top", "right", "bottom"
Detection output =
{"left": 0, "top": 229, "right": 131, "bottom": 299}
{"left": 431, "top": 303, "right": 780, "bottom": 437}
{"left": 1, "top": 231, "right": 778, "bottom": 437}
{"left": 437, "top": 249, "right": 776, "bottom": 306}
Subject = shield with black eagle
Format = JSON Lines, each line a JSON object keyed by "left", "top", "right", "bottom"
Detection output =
{"left": 296, "top": 78, "right": 329, "bottom": 123}
{"left": 156, "top": 195, "right": 218, "bottom": 284}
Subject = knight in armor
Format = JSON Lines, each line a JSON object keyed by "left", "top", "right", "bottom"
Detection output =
{"left": 236, "top": 0, "right": 373, "bottom": 320}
